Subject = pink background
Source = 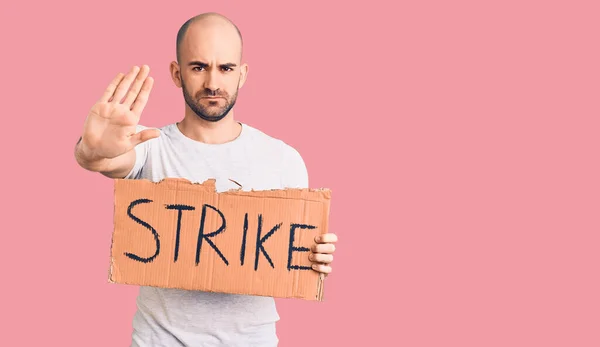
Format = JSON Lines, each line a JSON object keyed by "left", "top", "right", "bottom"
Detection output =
{"left": 1, "top": 0, "right": 599, "bottom": 346}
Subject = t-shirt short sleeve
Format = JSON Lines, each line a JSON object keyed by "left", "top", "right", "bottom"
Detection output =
{"left": 124, "top": 125, "right": 152, "bottom": 180}
{"left": 280, "top": 144, "right": 309, "bottom": 189}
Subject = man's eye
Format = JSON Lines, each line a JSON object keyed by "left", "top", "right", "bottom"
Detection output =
{"left": 193, "top": 67, "right": 204, "bottom": 71}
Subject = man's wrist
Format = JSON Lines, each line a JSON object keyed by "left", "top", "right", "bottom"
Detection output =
{"left": 75, "top": 137, "right": 108, "bottom": 171}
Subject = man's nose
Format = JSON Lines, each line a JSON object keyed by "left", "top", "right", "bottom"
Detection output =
{"left": 203, "top": 69, "right": 220, "bottom": 91}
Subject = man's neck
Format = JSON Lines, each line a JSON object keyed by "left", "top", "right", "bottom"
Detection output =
{"left": 177, "top": 111, "right": 242, "bottom": 144}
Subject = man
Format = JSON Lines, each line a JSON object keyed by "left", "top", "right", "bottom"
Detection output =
{"left": 74, "top": 12, "right": 338, "bottom": 347}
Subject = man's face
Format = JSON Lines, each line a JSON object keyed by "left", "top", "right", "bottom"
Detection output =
{"left": 175, "top": 22, "right": 246, "bottom": 122}
{"left": 181, "top": 72, "right": 239, "bottom": 122}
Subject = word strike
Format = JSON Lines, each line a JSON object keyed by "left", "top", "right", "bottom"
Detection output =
{"left": 124, "top": 199, "right": 315, "bottom": 271}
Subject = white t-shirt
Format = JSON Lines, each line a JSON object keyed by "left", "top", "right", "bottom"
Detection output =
{"left": 125, "top": 122, "right": 309, "bottom": 347}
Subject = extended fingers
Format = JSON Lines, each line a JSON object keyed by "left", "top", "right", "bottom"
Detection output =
{"left": 131, "top": 76, "right": 154, "bottom": 116}
{"left": 112, "top": 66, "right": 141, "bottom": 103}
{"left": 99, "top": 72, "right": 125, "bottom": 103}
{"left": 130, "top": 128, "right": 160, "bottom": 147}
{"left": 123, "top": 65, "right": 150, "bottom": 107}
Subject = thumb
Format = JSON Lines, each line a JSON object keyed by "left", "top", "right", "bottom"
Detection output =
{"left": 130, "top": 128, "right": 160, "bottom": 147}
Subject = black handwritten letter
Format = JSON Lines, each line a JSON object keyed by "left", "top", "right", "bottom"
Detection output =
{"left": 165, "top": 204, "right": 196, "bottom": 263}
{"left": 124, "top": 199, "right": 160, "bottom": 263}
{"left": 240, "top": 213, "right": 249, "bottom": 266}
{"left": 287, "top": 223, "right": 315, "bottom": 271}
{"left": 254, "top": 214, "right": 282, "bottom": 271}
{"left": 197, "top": 204, "right": 228, "bottom": 266}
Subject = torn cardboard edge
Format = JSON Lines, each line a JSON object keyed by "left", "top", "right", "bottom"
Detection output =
{"left": 108, "top": 270, "right": 327, "bottom": 301}
{"left": 108, "top": 177, "right": 332, "bottom": 301}
{"left": 113, "top": 177, "right": 332, "bottom": 195}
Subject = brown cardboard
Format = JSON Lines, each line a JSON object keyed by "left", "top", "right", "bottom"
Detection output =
{"left": 108, "top": 178, "right": 331, "bottom": 301}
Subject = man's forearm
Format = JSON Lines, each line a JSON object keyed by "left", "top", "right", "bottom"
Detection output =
{"left": 74, "top": 137, "right": 136, "bottom": 178}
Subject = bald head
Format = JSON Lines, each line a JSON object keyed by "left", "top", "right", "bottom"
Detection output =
{"left": 176, "top": 12, "right": 243, "bottom": 63}
{"left": 170, "top": 12, "right": 249, "bottom": 124}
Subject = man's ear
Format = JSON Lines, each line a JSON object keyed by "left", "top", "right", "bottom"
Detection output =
{"left": 170, "top": 61, "right": 182, "bottom": 88}
{"left": 238, "top": 63, "right": 249, "bottom": 89}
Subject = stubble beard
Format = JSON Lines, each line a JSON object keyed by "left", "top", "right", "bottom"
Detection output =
{"left": 181, "top": 78, "right": 239, "bottom": 123}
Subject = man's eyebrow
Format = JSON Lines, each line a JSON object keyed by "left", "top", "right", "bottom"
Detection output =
{"left": 188, "top": 61, "right": 207, "bottom": 66}
{"left": 187, "top": 61, "right": 237, "bottom": 68}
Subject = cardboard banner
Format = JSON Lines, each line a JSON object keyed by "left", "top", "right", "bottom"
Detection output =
{"left": 108, "top": 178, "right": 332, "bottom": 301}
